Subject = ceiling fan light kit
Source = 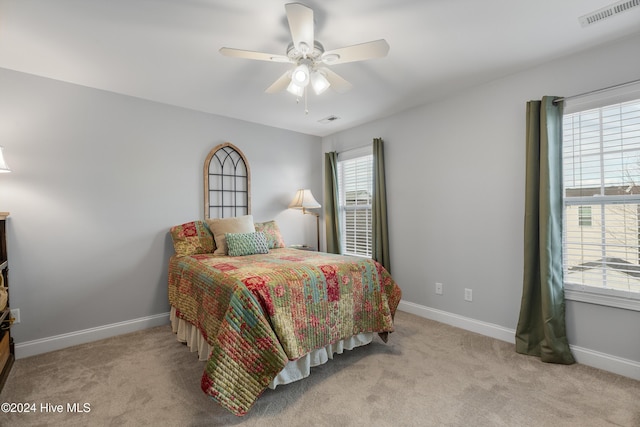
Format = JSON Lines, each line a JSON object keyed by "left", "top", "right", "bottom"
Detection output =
{"left": 310, "top": 71, "right": 330, "bottom": 95}
{"left": 219, "top": 2, "right": 389, "bottom": 113}
{"left": 292, "top": 63, "right": 310, "bottom": 86}
{"left": 287, "top": 79, "right": 305, "bottom": 97}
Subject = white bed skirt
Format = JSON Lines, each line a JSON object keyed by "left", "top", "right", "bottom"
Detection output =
{"left": 169, "top": 306, "right": 373, "bottom": 389}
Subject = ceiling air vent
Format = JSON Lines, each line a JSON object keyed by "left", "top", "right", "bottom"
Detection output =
{"left": 319, "top": 115, "right": 340, "bottom": 124}
{"left": 579, "top": 0, "right": 640, "bottom": 27}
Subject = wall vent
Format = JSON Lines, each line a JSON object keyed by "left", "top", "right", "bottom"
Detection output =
{"left": 579, "top": 0, "right": 640, "bottom": 27}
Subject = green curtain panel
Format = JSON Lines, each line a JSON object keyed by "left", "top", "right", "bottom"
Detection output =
{"left": 515, "top": 96, "right": 575, "bottom": 365}
{"left": 372, "top": 138, "right": 391, "bottom": 272}
{"left": 324, "top": 151, "right": 341, "bottom": 254}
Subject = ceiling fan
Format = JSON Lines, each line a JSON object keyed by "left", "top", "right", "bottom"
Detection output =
{"left": 219, "top": 2, "right": 389, "bottom": 110}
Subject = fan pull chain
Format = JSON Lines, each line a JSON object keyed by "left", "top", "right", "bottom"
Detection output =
{"left": 293, "top": 87, "right": 310, "bottom": 114}
{"left": 304, "top": 86, "right": 309, "bottom": 115}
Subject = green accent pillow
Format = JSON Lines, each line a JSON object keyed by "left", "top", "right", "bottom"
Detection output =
{"left": 170, "top": 221, "right": 215, "bottom": 256}
{"left": 254, "top": 220, "right": 286, "bottom": 248}
{"left": 225, "top": 232, "right": 269, "bottom": 256}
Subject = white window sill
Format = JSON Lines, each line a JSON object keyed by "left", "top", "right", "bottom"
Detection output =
{"left": 341, "top": 252, "right": 371, "bottom": 259}
{"left": 564, "top": 285, "right": 640, "bottom": 312}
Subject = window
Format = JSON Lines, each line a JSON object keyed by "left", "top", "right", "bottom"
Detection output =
{"left": 337, "top": 151, "right": 373, "bottom": 257}
{"left": 562, "top": 96, "right": 640, "bottom": 306}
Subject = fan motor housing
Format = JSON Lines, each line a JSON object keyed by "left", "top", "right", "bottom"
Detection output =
{"left": 287, "top": 41, "right": 325, "bottom": 62}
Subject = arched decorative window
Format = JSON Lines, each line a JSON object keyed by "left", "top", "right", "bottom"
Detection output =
{"left": 203, "top": 143, "right": 251, "bottom": 219}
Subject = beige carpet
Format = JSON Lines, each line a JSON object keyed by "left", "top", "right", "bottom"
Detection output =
{"left": 1, "top": 311, "right": 638, "bottom": 427}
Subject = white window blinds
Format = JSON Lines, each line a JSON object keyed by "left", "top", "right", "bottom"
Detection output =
{"left": 562, "top": 97, "right": 640, "bottom": 298}
{"left": 337, "top": 153, "right": 373, "bottom": 257}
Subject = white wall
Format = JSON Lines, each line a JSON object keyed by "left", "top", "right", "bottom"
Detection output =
{"left": 323, "top": 32, "right": 640, "bottom": 376}
{"left": 0, "top": 68, "right": 322, "bottom": 351}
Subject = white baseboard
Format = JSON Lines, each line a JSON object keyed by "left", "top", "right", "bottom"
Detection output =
{"left": 569, "top": 345, "right": 640, "bottom": 380}
{"left": 15, "top": 312, "right": 170, "bottom": 359}
{"left": 397, "top": 300, "right": 640, "bottom": 381}
{"left": 398, "top": 300, "right": 516, "bottom": 343}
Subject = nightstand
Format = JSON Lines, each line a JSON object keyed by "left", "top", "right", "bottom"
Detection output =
{"left": 289, "top": 244, "right": 316, "bottom": 251}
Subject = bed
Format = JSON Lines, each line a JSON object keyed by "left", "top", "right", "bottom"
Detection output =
{"left": 167, "top": 143, "right": 401, "bottom": 415}
{"left": 168, "top": 217, "right": 401, "bottom": 416}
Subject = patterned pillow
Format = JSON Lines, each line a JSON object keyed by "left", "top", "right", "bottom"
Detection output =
{"left": 170, "top": 221, "right": 215, "bottom": 256}
{"left": 254, "top": 220, "right": 285, "bottom": 249}
{"left": 206, "top": 215, "right": 255, "bottom": 255}
{"left": 225, "top": 232, "right": 269, "bottom": 256}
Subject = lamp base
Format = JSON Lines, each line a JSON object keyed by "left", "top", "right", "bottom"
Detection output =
{"left": 302, "top": 209, "right": 320, "bottom": 251}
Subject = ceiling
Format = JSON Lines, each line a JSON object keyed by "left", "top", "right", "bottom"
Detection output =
{"left": 1, "top": 0, "right": 639, "bottom": 137}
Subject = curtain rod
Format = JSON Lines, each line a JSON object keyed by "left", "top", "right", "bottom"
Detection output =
{"left": 553, "top": 78, "right": 640, "bottom": 104}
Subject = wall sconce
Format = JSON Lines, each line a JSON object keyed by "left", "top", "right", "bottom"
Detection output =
{"left": 289, "top": 189, "right": 321, "bottom": 251}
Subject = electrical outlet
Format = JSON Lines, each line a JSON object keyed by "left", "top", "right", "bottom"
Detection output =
{"left": 10, "top": 308, "right": 20, "bottom": 324}
{"left": 464, "top": 288, "right": 473, "bottom": 302}
{"left": 435, "top": 282, "right": 443, "bottom": 295}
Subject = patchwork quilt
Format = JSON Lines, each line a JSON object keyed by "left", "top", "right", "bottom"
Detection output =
{"left": 168, "top": 248, "right": 402, "bottom": 416}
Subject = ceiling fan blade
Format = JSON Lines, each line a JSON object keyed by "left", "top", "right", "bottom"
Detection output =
{"left": 265, "top": 71, "right": 292, "bottom": 93}
{"left": 321, "top": 39, "right": 390, "bottom": 65}
{"left": 219, "top": 47, "right": 290, "bottom": 63}
{"left": 321, "top": 68, "right": 353, "bottom": 93}
{"left": 285, "top": 3, "right": 314, "bottom": 54}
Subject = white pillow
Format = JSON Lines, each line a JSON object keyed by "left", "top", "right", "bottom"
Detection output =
{"left": 205, "top": 215, "right": 255, "bottom": 255}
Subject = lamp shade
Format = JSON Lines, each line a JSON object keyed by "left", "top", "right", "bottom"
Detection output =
{"left": 289, "top": 189, "right": 321, "bottom": 210}
{"left": 311, "top": 71, "right": 330, "bottom": 95}
{"left": 286, "top": 80, "right": 305, "bottom": 97}
{"left": 0, "top": 147, "right": 10, "bottom": 173}
{"left": 291, "top": 63, "right": 310, "bottom": 87}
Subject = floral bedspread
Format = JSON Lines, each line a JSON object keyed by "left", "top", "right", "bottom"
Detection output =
{"left": 168, "top": 248, "right": 401, "bottom": 416}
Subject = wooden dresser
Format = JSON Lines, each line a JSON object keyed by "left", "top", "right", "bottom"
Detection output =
{"left": 0, "top": 212, "right": 13, "bottom": 392}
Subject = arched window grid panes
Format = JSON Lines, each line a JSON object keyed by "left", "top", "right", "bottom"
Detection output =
{"left": 204, "top": 143, "right": 251, "bottom": 219}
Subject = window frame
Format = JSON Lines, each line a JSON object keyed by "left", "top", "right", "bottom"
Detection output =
{"left": 336, "top": 147, "right": 373, "bottom": 258}
{"left": 561, "top": 85, "right": 640, "bottom": 312}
